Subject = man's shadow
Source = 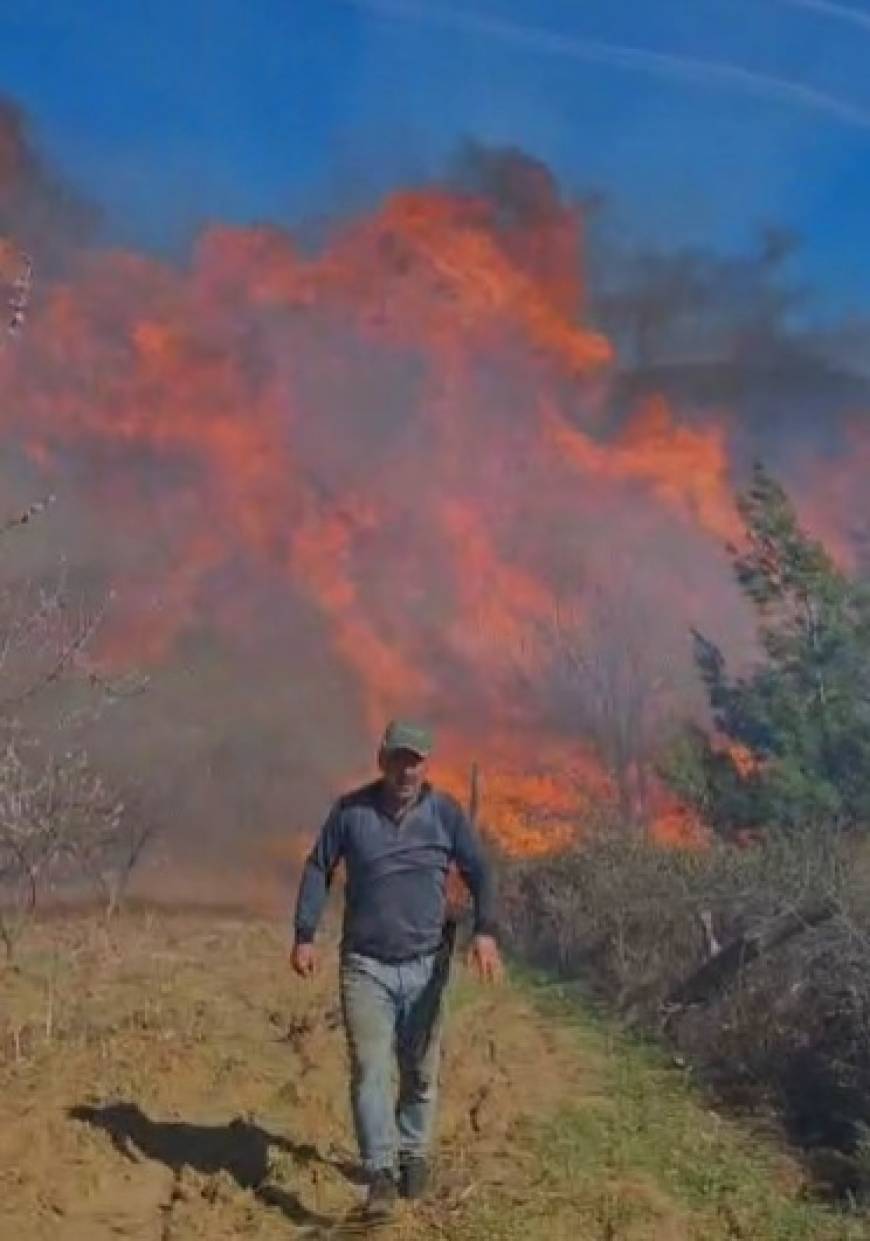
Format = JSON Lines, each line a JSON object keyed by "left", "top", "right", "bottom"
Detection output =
{"left": 68, "top": 1102, "right": 364, "bottom": 1228}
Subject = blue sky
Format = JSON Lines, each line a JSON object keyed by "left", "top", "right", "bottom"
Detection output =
{"left": 2, "top": 0, "right": 870, "bottom": 316}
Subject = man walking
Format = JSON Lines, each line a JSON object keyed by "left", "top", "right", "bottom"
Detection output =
{"left": 291, "top": 720, "right": 502, "bottom": 1220}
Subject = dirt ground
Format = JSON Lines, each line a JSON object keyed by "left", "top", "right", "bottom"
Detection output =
{"left": 0, "top": 908, "right": 598, "bottom": 1240}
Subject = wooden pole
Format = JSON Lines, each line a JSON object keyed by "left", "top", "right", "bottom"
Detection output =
{"left": 469, "top": 761, "right": 480, "bottom": 824}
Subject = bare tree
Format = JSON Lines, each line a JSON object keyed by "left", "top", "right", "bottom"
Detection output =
{"left": 0, "top": 742, "right": 124, "bottom": 959}
{"left": 0, "top": 243, "right": 151, "bottom": 954}
{"left": 528, "top": 576, "right": 692, "bottom": 829}
{"left": 72, "top": 789, "right": 157, "bottom": 921}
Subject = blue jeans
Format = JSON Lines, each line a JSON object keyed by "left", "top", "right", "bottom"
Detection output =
{"left": 340, "top": 949, "right": 448, "bottom": 1175}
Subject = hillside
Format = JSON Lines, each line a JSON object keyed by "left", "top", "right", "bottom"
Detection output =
{"left": 0, "top": 909, "right": 865, "bottom": 1240}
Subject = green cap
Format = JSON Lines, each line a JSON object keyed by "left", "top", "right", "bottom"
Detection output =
{"left": 380, "top": 719, "right": 434, "bottom": 758}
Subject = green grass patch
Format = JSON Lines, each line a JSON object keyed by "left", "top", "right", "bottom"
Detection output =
{"left": 443, "top": 970, "right": 866, "bottom": 1239}
{"left": 502, "top": 976, "right": 868, "bottom": 1240}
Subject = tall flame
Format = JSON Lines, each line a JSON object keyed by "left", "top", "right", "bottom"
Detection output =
{"left": 0, "top": 166, "right": 866, "bottom": 863}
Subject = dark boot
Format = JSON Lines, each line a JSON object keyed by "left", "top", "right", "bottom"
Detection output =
{"left": 364, "top": 1168, "right": 399, "bottom": 1220}
{"left": 398, "top": 1154, "right": 430, "bottom": 1200}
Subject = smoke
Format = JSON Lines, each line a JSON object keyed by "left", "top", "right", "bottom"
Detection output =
{"left": 451, "top": 144, "right": 870, "bottom": 477}
{"left": 0, "top": 97, "right": 97, "bottom": 272}
{"left": 1, "top": 115, "right": 868, "bottom": 883}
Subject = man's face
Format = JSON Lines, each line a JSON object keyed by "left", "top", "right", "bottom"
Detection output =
{"left": 379, "top": 747, "right": 428, "bottom": 804}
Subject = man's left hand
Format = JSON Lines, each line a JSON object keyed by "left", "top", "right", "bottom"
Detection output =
{"left": 468, "top": 934, "right": 504, "bottom": 984}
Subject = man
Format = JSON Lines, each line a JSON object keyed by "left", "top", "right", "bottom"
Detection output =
{"left": 291, "top": 720, "right": 503, "bottom": 1221}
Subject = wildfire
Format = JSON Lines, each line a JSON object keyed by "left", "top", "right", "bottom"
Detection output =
{"left": 2, "top": 134, "right": 862, "bottom": 864}
{"left": 720, "top": 740, "right": 761, "bottom": 779}
{"left": 542, "top": 395, "right": 740, "bottom": 545}
{"left": 433, "top": 731, "right": 607, "bottom": 856}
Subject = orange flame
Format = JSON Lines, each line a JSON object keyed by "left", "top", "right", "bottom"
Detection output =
{"left": 0, "top": 181, "right": 815, "bottom": 862}
{"left": 542, "top": 395, "right": 740, "bottom": 544}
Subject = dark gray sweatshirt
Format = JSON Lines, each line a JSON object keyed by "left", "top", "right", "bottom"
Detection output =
{"left": 293, "top": 780, "right": 497, "bottom": 962}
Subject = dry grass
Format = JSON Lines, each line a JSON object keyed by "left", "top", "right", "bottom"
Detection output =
{"left": 0, "top": 907, "right": 864, "bottom": 1239}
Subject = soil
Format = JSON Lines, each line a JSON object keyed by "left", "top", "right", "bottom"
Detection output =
{"left": 0, "top": 909, "right": 596, "bottom": 1239}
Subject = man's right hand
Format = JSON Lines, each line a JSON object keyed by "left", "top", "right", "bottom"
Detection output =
{"left": 291, "top": 941, "right": 317, "bottom": 978}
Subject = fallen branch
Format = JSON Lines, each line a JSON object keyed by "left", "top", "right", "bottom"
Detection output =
{"left": 666, "top": 896, "right": 838, "bottom": 1007}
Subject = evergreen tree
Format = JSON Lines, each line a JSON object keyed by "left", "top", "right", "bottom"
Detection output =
{"left": 665, "top": 464, "right": 870, "bottom": 837}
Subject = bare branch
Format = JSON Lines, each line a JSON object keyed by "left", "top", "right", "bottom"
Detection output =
{"left": 0, "top": 597, "right": 107, "bottom": 714}
{"left": 0, "top": 495, "right": 57, "bottom": 539}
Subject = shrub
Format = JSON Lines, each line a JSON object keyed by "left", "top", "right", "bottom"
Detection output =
{"left": 498, "top": 828, "right": 870, "bottom": 1197}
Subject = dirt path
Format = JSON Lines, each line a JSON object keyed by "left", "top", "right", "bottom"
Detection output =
{"left": 0, "top": 910, "right": 864, "bottom": 1240}
{"left": 0, "top": 911, "right": 596, "bottom": 1239}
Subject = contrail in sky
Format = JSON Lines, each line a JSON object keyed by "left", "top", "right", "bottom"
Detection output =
{"left": 340, "top": 0, "right": 870, "bottom": 130}
{"left": 772, "top": 0, "right": 870, "bottom": 32}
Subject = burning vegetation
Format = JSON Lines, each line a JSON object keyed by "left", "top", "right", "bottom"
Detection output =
{"left": 0, "top": 104, "right": 869, "bottom": 872}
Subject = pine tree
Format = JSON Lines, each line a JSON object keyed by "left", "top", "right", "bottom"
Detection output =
{"left": 665, "top": 463, "right": 870, "bottom": 837}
